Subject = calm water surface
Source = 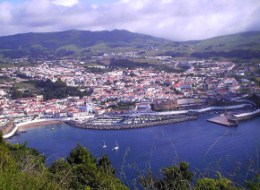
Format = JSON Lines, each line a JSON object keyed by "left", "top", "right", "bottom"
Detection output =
{"left": 8, "top": 114, "right": 260, "bottom": 185}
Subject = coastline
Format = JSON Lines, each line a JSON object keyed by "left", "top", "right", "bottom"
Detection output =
{"left": 14, "top": 116, "right": 197, "bottom": 132}
{"left": 18, "top": 120, "right": 65, "bottom": 132}
{"left": 2, "top": 104, "right": 258, "bottom": 138}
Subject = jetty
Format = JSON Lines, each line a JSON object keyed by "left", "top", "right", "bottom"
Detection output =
{"left": 207, "top": 114, "right": 238, "bottom": 127}
{"left": 207, "top": 109, "right": 260, "bottom": 127}
{"left": 234, "top": 109, "right": 260, "bottom": 121}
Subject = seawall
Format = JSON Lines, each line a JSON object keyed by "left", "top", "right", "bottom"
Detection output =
{"left": 66, "top": 116, "right": 198, "bottom": 130}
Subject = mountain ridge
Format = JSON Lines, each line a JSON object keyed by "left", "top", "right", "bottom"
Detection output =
{"left": 0, "top": 29, "right": 259, "bottom": 60}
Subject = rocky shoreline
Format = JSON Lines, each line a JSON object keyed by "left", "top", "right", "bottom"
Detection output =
{"left": 65, "top": 115, "right": 198, "bottom": 130}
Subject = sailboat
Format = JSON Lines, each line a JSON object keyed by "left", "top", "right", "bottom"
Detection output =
{"left": 112, "top": 141, "right": 119, "bottom": 151}
{"left": 102, "top": 141, "right": 107, "bottom": 148}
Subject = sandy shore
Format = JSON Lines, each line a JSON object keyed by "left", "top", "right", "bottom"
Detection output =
{"left": 18, "top": 120, "right": 65, "bottom": 131}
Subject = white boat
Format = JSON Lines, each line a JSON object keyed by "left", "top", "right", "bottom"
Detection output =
{"left": 112, "top": 146, "right": 119, "bottom": 151}
{"left": 112, "top": 141, "right": 119, "bottom": 151}
{"left": 102, "top": 141, "right": 107, "bottom": 148}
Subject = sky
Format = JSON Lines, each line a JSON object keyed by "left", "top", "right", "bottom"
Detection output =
{"left": 0, "top": 0, "right": 259, "bottom": 41}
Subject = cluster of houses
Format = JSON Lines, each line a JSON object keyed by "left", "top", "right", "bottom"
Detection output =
{"left": 0, "top": 58, "right": 259, "bottom": 123}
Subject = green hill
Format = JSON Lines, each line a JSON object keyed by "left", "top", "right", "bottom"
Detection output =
{"left": 191, "top": 31, "right": 260, "bottom": 51}
{"left": 0, "top": 30, "right": 175, "bottom": 59}
{"left": 0, "top": 30, "right": 259, "bottom": 60}
{"left": 185, "top": 31, "right": 260, "bottom": 59}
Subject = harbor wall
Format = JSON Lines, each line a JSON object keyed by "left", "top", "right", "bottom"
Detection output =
{"left": 66, "top": 116, "right": 198, "bottom": 130}
{"left": 235, "top": 109, "right": 260, "bottom": 121}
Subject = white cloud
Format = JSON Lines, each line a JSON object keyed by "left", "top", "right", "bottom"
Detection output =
{"left": 0, "top": 2, "right": 12, "bottom": 23}
{"left": 52, "top": 0, "right": 79, "bottom": 7}
{"left": 0, "top": 0, "right": 259, "bottom": 40}
{"left": 118, "top": 0, "right": 151, "bottom": 10}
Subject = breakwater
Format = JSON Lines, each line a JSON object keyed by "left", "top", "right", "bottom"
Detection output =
{"left": 65, "top": 115, "right": 198, "bottom": 130}
{"left": 234, "top": 109, "right": 260, "bottom": 121}
{"left": 117, "top": 104, "right": 252, "bottom": 117}
{"left": 207, "top": 109, "right": 260, "bottom": 127}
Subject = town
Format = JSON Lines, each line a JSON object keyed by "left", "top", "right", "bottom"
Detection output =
{"left": 0, "top": 54, "right": 260, "bottom": 135}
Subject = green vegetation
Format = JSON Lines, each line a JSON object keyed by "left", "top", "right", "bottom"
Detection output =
{"left": 191, "top": 31, "right": 260, "bottom": 52}
{"left": 139, "top": 162, "right": 260, "bottom": 190}
{"left": 37, "top": 78, "right": 86, "bottom": 100}
{"left": 140, "top": 162, "right": 193, "bottom": 189}
{"left": 50, "top": 144, "right": 127, "bottom": 190}
{"left": 110, "top": 58, "right": 189, "bottom": 73}
{"left": 0, "top": 30, "right": 259, "bottom": 60}
{"left": 0, "top": 30, "right": 175, "bottom": 59}
{"left": 0, "top": 75, "right": 13, "bottom": 83}
{"left": 11, "top": 79, "right": 87, "bottom": 100}
{"left": 0, "top": 132, "right": 61, "bottom": 189}
{"left": 84, "top": 65, "right": 112, "bottom": 73}
{"left": 161, "top": 31, "right": 260, "bottom": 60}
{"left": 0, "top": 132, "right": 128, "bottom": 190}
{"left": 186, "top": 31, "right": 260, "bottom": 60}
{"left": 195, "top": 175, "right": 237, "bottom": 190}
{"left": 110, "top": 58, "right": 151, "bottom": 68}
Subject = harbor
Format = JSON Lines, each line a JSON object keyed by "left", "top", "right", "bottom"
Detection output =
{"left": 1, "top": 105, "right": 259, "bottom": 138}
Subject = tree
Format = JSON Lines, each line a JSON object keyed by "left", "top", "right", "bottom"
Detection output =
{"left": 10, "top": 87, "right": 23, "bottom": 99}
{"left": 49, "top": 158, "right": 73, "bottom": 188}
{"left": 246, "top": 174, "right": 260, "bottom": 190}
{"left": 157, "top": 162, "right": 193, "bottom": 190}
{"left": 65, "top": 144, "right": 128, "bottom": 190}
{"left": 0, "top": 131, "right": 4, "bottom": 145}
{"left": 67, "top": 144, "right": 96, "bottom": 167}
{"left": 140, "top": 162, "right": 193, "bottom": 190}
{"left": 98, "top": 155, "right": 116, "bottom": 175}
{"left": 195, "top": 175, "right": 237, "bottom": 190}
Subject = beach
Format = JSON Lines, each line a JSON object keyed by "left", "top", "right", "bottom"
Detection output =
{"left": 18, "top": 120, "right": 65, "bottom": 131}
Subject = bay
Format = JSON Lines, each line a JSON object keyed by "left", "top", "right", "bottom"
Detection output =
{"left": 8, "top": 114, "right": 260, "bottom": 186}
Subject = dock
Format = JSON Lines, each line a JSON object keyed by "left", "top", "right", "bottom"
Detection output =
{"left": 207, "top": 115, "right": 238, "bottom": 127}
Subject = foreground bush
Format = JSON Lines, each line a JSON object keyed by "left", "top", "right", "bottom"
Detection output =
{"left": 0, "top": 132, "right": 128, "bottom": 190}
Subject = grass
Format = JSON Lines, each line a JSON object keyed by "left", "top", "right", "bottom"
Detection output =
{"left": 15, "top": 81, "right": 39, "bottom": 91}
{"left": 191, "top": 31, "right": 260, "bottom": 52}
{"left": 0, "top": 76, "right": 13, "bottom": 83}
{"left": 57, "top": 44, "right": 82, "bottom": 54}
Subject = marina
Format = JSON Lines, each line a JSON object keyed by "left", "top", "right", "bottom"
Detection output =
{"left": 66, "top": 115, "right": 197, "bottom": 130}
